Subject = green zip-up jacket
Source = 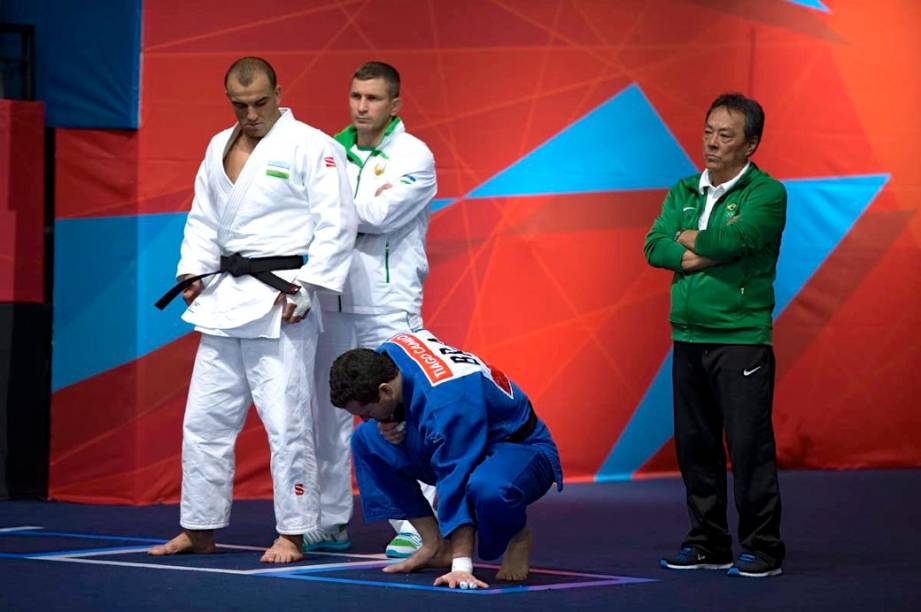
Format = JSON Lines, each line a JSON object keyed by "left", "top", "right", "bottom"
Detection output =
{"left": 644, "top": 163, "right": 786, "bottom": 345}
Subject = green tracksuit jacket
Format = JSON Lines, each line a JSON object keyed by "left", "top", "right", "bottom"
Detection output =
{"left": 644, "top": 163, "right": 787, "bottom": 345}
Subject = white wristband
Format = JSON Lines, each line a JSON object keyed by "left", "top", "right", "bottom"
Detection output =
{"left": 452, "top": 556, "right": 473, "bottom": 573}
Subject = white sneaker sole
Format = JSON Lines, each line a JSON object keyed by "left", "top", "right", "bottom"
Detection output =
{"left": 728, "top": 567, "right": 783, "bottom": 578}
{"left": 661, "top": 561, "right": 733, "bottom": 570}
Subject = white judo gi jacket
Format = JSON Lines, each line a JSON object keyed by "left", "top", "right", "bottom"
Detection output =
{"left": 173, "top": 108, "right": 356, "bottom": 534}
{"left": 178, "top": 108, "right": 357, "bottom": 336}
{"left": 310, "top": 118, "right": 436, "bottom": 532}
{"left": 319, "top": 118, "right": 436, "bottom": 316}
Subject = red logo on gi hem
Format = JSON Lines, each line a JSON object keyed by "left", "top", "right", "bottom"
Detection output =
{"left": 294, "top": 483, "right": 305, "bottom": 495}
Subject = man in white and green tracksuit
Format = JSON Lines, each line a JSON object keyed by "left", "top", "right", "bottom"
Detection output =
{"left": 305, "top": 62, "right": 438, "bottom": 557}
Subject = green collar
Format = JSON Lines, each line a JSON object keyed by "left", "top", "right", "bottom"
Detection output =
{"left": 334, "top": 117, "right": 402, "bottom": 165}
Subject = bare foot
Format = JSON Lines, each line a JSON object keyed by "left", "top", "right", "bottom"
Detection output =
{"left": 496, "top": 527, "right": 532, "bottom": 582}
{"left": 260, "top": 534, "right": 305, "bottom": 564}
{"left": 148, "top": 530, "right": 216, "bottom": 556}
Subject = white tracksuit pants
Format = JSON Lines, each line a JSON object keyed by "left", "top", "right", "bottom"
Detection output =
{"left": 314, "top": 309, "right": 436, "bottom": 533}
{"left": 180, "top": 314, "right": 320, "bottom": 535}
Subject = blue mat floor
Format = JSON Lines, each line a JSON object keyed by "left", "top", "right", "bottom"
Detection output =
{"left": 1, "top": 470, "right": 919, "bottom": 611}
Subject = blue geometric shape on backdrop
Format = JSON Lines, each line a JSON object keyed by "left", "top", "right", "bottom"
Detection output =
{"left": 785, "top": 0, "right": 831, "bottom": 13}
{"left": 774, "top": 174, "right": 888, "bottom": 312}
{"left": 53, "top": 213, "right": 191, "bottom": 391}
{"left": 596, "top": 173, "right": 888, "bottom": 481}
{"left": 431, "top": 198, "right": 456, "bottom": 213}
{"left": 2, "top": 0, "right": 142, "bottom": 128}
{"left": 467, "top": 83, "right": 696, "bottom": 199}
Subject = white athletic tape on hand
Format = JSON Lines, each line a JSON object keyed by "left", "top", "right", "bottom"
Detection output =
{"left": 286, "top": 284, "right": 312, "bottom": 318}
{"left": 452, "top": 556, "right": 473, "bottom": 573}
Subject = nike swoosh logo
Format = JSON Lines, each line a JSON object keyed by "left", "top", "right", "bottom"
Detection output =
{"left": 743, "top": 366, "right": 761, "bottom": 376}
{"left": 682, "top": 207, "right": 695, "bottom": 211}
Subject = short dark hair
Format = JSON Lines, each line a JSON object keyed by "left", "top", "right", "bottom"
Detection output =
{"left": 225, "top": 56, "right": 277, "bottom": 89}
{"left": 352, "top": 61, "right": 400, "bottom": 98}
{"left": 330, "top": 349, "right": 399, "bottom": 408}
{"left": 706, "top": 92, "right": 765, "bottom": 144}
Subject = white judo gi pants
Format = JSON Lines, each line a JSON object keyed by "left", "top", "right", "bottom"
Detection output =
{"left": 314, "top": 309, "right": 436, "bottom": 534}
{"left": 180, "top": 314, "right": 320, "bottom": 535}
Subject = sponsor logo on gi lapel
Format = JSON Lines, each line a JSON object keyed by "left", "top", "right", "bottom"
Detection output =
{"left": 726, "top": 202, "right": 738, "bottom": 212}
{"left": 293, "top": 483, "right": 304, "bottom": 495}
{"left": 391, "top": 333, "right": 453, "bottom": 384}
{"left": 399, "top": 173, "right": 416, "bottom": 185}
{"left": 743, "top": 366, "right": 761, "bottom": 377}
{"left": 267, "top": 160, "right": 290, "bottom": 179}
{"left": 324, "top": 156, "right": 336, "bottom": 168}
{"left": 374, "top": 162, "right": 386, "bottom": 175}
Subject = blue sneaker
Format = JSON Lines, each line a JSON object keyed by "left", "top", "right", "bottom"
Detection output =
{"left": 728, "top": 552, "right": 782, "bottom": 578}
{"left": 660, "top": 546, "right": 733, "bottom": 570}
{"left": 385, "top": 532, "right": 423, "bottom": 558}
{"left": 302, "top": 524, "right": 351, "bottom": 552}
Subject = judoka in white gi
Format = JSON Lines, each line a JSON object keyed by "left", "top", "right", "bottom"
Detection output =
{"left": 149, "top": 57, "right": 357, "bottom": 564}
{"left": 305, "top": 61, "right": 438, "bottom": 557}
{"left": 329, "top": 332, "right": 563, "bottom": 588}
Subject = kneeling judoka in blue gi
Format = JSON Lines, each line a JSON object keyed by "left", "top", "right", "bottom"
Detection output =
{"left": 329, "top": 330, "right": 563, "bottom": 589}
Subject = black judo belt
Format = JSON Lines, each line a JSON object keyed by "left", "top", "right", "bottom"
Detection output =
{"left": 506, "top": 403, "right": 538, "bottom": 443}
{"left": 154, "top": 252, "right": 303, "bottom": 310}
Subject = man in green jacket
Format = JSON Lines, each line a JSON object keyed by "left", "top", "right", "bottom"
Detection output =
{"left": 645, "top": 93, "right": 786, "bottom": 578}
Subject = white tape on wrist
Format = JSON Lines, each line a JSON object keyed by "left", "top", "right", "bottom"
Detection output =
{"left": 286, "top": 284, "right": 312, "bottom": 318}
{"left": 452, "top": 556, "right": 473, "bottom": 574}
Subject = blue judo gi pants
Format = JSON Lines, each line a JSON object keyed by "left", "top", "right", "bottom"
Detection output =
{"left": 351, "top": 420, "right": 560, "bottom": 560}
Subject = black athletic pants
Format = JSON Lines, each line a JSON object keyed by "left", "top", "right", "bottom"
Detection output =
{"left": 672, "top": 341, "right": 785, "bottom": 563}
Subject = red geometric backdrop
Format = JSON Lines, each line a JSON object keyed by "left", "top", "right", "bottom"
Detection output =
{"left": 49, "top": 1, "right": 921, "bottom": 504}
